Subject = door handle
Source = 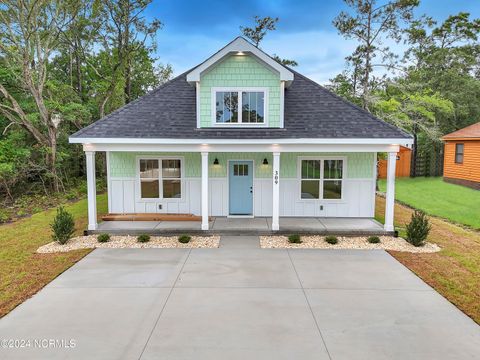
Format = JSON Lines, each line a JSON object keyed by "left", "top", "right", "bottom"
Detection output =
{"left": 250, "top": 186, "right": 253, "bottom": 194}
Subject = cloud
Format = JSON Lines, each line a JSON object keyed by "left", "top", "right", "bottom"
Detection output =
{"left": 155, "top": 29, "right": 358, "bottom": 84}
{"left": 261, "top": 31, "right": 357, "bottom": 83}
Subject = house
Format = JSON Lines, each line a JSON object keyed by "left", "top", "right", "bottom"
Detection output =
{"left": 69, "top": 37, "right": 413, "bottom": 233}
{"left": 442, "top": 122, "right": 480, "bottom": 190}
{"left": 378, "top": 146, "right": 412, "bottom": 179}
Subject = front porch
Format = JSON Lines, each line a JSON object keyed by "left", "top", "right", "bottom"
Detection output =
{"left": 79, "top": 143, "right": 403, "bottom": 236}
{"left": 93, "top": 217, "right": 385, "bottom": 236}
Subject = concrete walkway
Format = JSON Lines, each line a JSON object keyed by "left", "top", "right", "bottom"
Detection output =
{"left": 1, "top": 241, "right": 479, "bottom": 359}
{"left": 96, "top": 217, "right": 385, "bottom": 235}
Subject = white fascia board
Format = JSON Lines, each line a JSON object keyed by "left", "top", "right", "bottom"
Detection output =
{"left": 82, "top": 143, "right": 401, "bottom": 154}
{"left": 70, "top": 137, "right": 413, "bottom": 146}
{"left": 186, "top": 37, "right": 294, "bottom": 84}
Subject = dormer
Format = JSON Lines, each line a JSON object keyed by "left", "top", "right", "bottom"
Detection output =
{"left": 186, "top": 37, "right": 294, "bottom": 128}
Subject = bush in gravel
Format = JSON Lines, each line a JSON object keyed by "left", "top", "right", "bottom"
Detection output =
{"left": 325, "top": 235, "right": 338, "bottom": 245}
{"left": 137, "top": 234, "right": 150, "bottom": 243}
{"left": 406, "top": 210, "right": 431, "bottom": 247}
{"left": 288, "top": 234, "right": 302, "bottom": 243}
{"left": 367, "top": 236, "right": 381, "bottom": 244}
{"left": 97, "top": 233, "right": 110, "bottom": 243}
{"left": 178, "top": 235, "right": 191, "bottom": 243}
{"left": 51, "top": 206, "right": 75, "bottom": 245}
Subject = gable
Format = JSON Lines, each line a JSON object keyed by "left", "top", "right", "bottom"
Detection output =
{"left": 199, "top": 54, "right": 281, "bottom": 127}
{"left": 186, "top": 37, "right": 294, "bottom": 83}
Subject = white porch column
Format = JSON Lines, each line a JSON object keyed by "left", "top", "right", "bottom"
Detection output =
{"left": 85, "top": 151, "right": 97, "bottom": 231}
{"left": 272, "top": 152, "right": 280, "bottom": 231}
{"left": 384, "top": 152, "right": 397, "bottom": 232}
{"left": 201, "top": 152, "right": 209, "bottom": 230}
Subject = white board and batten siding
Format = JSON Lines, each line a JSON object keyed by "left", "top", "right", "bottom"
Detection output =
{"left": 108, "top": 179, "right": 375, "bottom": 218}
{"left": 109, "top": 177, "right": 201, "bottom": 215}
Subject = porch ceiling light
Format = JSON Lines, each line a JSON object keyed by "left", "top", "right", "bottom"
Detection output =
{"left": 263, "top": 158, "right": 269, "bottom": 165}
{"left": 213, "top": 158, "right": 219, "bottom": 165}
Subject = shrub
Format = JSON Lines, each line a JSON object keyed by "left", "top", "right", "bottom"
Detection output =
{"left": 368, "top": 236, "right": 381, "bottom": 244}
{"left": 0, "top": 209, "right": 9, "bottom": 223}
{"left": 325, "top": 235, "right": 338, "bottom": 244}
{"left": 16, "top": 210, "right": 27, "bottom": 217}
{"left": 137, "top": 234, "right": 150, "bottom": 243}
{"left": 288, "top": 234, "right": 302, "bottom": 243}
{"left": 65, "top": 192, "right": 78, "bottom": 200}
{"left": 97, "top": 233, "right": 110, "bottom": 243}
{"left": 51, "top": 206, "right": 75, "bottom": 245}
{"left": 178, "top": 235, "right": 191, "bottom": 243}
{"left": 406, "top": 210, "right": 431, "bottom": 247}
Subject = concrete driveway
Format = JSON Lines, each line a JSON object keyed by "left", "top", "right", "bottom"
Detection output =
{"left": 1, "top": 236, "right": 479, "bottom": 359}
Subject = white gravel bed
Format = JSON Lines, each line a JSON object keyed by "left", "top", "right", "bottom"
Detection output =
{"left": 260, "top": 235, "right": 440, "bottom": 253}
{"left": 37, "top": 235, "right": 220, "bottom": 253}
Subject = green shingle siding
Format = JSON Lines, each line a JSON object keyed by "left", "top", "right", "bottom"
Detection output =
{"left": 208, "top": 153, "right": 273, "bottom": 178}
{"left": 109, "top": 152, "right": 374, "bottom": 180}
{"left": 199, "top": 55, "right": 281, "bottom": 127}
{"left": 109, "top": 152, "right": 201, "bottom": 178}
{"left": 280, "top": 153, "right": 375, "bottom": 178}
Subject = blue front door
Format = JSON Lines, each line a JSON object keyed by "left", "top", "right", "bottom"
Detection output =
{"left": 229, "top": 161, "right": 253, "bottom": 215}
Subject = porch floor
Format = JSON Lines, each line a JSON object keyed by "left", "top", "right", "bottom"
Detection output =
{"left": 93, "top": 217, "right": 386, "bottom": 236}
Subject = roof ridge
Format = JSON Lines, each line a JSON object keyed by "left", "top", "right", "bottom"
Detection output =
{"left": 289, "top": 69, "right": 412, "bottom": 138}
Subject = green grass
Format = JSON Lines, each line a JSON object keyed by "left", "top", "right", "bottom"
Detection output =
{"left": 378, "top": 177, "right": 480, "bottom": 230}
{"left": 0, "top": 194, "right": 107, "bottom": 317}
{"left": 376, "top": 196, "right": 480, "bottom": 324}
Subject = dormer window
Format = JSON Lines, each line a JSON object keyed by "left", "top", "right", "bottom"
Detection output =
{"left": 213, "top": 88, "right": 267, "bottom": 125}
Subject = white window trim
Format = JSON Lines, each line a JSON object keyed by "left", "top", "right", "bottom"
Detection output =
{"left": 297, "top": 156, "right": 347, "bottom": 202}
{"left": 211, "top": 87, "right": 269, "bottom": 127}
{"left": 136, "top": 155, "right": 185, "bottom": 202}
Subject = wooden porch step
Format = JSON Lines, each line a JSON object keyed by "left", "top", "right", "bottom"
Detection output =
{"left": 101, "top": 213, "right": 210, "bottom": 222}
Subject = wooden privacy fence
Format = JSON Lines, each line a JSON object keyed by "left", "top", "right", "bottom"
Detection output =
{"left": 378, "top": 146, "right": 412, "bottom": 178}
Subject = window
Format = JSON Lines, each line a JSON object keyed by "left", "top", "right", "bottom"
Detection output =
{"left": 139, "top": 158, "right": 182, "bottom": 199}
{"left": 300, "top": 159, "right": 344, "bottom": 200}
{"left": 215, "top": 92, "right": 238, "bottom": 123}
{"left": 162, "top": 160, "right": 181, "bottom": 198}
{"left": 242, "top": 92, "right": 264, "bottom": 123}
{"left": 140, "top": 159, "right": 159, "bottom": 198}
{"left": 455, "top": 143, "right": 464, "bottom": 164}
{"left": 214, "top": 89, "right": 266, "bottom": 124}
{"left": 233, "top": 164, "right": 249, "bottom": 176}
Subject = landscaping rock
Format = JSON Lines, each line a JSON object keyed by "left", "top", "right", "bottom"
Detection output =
{"left": 259, "top": 235, "right": 440, "bottom": 253}
{"left": 37, "top": 235, "right": 220, "bottom": 253}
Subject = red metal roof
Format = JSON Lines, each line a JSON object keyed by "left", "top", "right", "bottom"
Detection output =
{"left": 442, "top": 122, "right": 480, "bottom": 140}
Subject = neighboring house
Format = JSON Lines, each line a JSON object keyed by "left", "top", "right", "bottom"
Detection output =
{"left": 378, "top": 146, "right": 412, "bottom": 179}
{"left": 442, "top": 122, "right": 480, "bottom": 190}
{"left": 70, "top": 37, "right": 412, "bottom": 233}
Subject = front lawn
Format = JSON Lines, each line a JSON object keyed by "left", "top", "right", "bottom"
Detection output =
{"left": 376, "top": 196, "right": 480, "bottom": 324}
{"left": 378, "top": 177, "right": 480, "bottom": 230}
{"left": 0, "top": 194, "right": 107, "bottom": 317}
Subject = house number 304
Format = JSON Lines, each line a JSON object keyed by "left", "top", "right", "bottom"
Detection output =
{"left": 274, "top": 170, "right": 279, "bottom": 185}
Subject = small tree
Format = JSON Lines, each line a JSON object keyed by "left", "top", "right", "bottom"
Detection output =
{"left": 51, "top": 206, "right": 75, "bottom": 244}
{"left": 406, "top": 210, "right": 431, "bottom": 246}
{"left": 240, "top": 15, "right": 297, "bottom": 66}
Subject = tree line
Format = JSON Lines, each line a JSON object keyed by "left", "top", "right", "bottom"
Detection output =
{"left": 0, "top": 0, "right": 171, "bottom": 200}
{"left": 329, "top": 0, "right": 480, "bottom": 176}
{"left": 1, "top": 0, "right": 479, "bottom": 207}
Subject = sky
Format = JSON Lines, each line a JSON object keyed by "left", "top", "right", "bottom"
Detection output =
{"left": 146, "top": 0, "right": 480, "bottom": 84}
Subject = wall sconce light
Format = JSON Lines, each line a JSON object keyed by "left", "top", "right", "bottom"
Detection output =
{"left": 263, "top": 158, "right": 269, "bottom": 165}
{"left": 213, "top": 158, "right": 219, "bottom": 165}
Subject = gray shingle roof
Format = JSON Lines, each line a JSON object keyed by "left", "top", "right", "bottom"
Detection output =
{"left": 71, "top": 69, "right": 411, "bottom": 140}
